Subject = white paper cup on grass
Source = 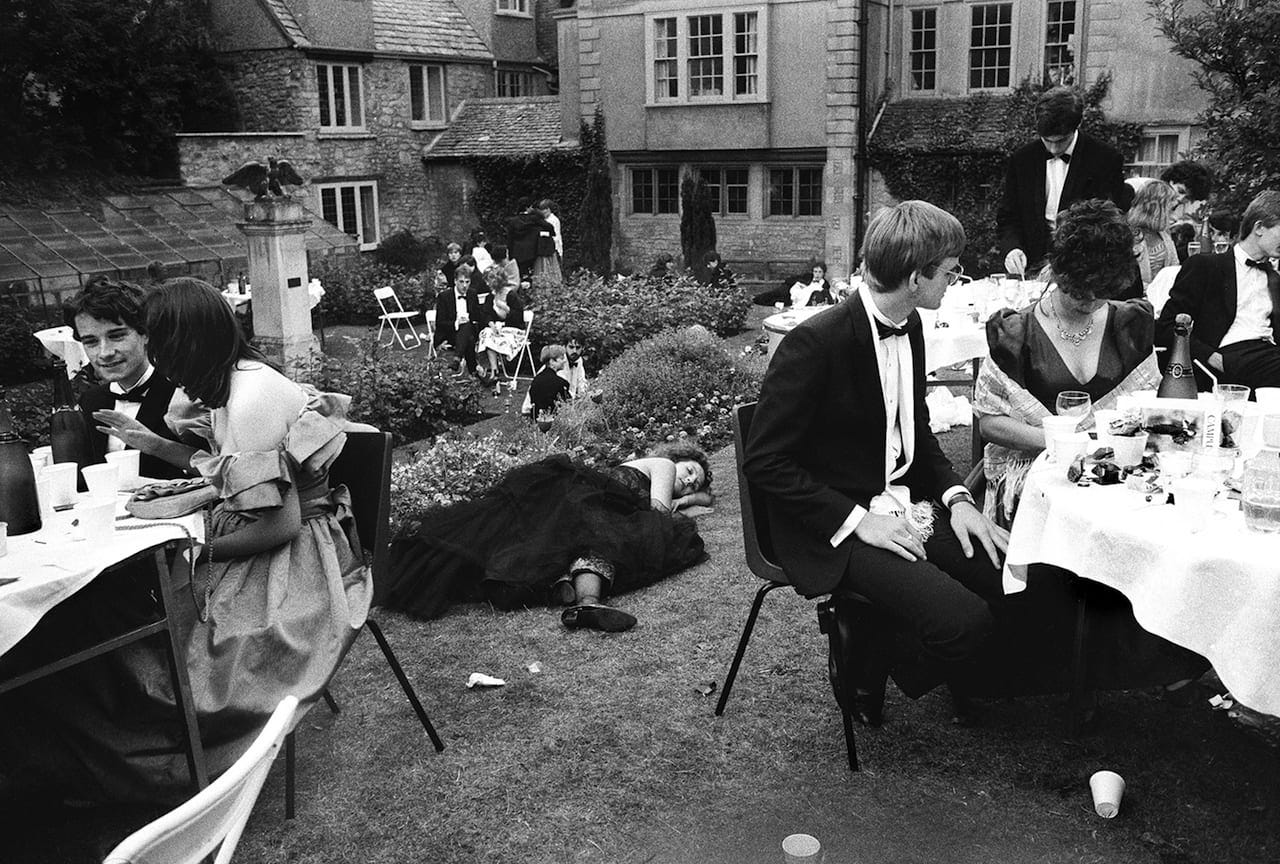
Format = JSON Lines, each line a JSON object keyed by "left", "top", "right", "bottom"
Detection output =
{"left": 782, "top": 833, "right": 823, "bottom": 863}
{"left": 1089, "top": 770, "right": 1126, "bottom": 818}
{"left": 1042, "top": 415, "right": 1081, "bottom": 461}
{"left": 40, "top": 463, "right": 77, "bottom": 508}
{"left": 105, "top": 450, "right": 141, "bottom": 488}
{"left": 74, "top": 496, "right": 117, "bottom": 542}
{"left": 81, "top": 463, "right": 119, "bottom": 497}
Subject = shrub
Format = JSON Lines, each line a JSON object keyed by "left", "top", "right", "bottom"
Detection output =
{"left": 3, "top": 380, "right": 53, "bottom": 448}
{"left": 527, "top": 269, "right": 751, "bottom": 369}
{"left": 0, "top": 298, "right": 51, "bottom": 385}
{"left": 316, "top": 345, "right": 485, "bottom": 445}
{"left": 313, "top": 255, "right": 435, "bottom": 326}
{"left": 376, "top": 229, "right": 445, "bottom": 274}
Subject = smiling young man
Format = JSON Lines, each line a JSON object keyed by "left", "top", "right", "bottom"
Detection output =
{"left": 68, "top": 277, "right": 190, "bottom": 480}
{"left": 996, "top": 86, "right": 1132, "bottom": 278}
{"left": 743, "top": 200, "right": 1009, "bottom": 727}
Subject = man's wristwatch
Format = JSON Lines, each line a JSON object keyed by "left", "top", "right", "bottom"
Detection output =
{"left": 944, "top": 489, "right": 976, "bottom": 511}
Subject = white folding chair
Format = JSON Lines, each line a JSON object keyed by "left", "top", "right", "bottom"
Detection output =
{"left": 423, "top": 309, "right": 437, "bottom": 359}
{"left": 505, "top": 309, "right": 537, "bottom": 386}
{"left": 104, "top": 695, "right": 299, "bottom": 864}
{"left": 372, "top": 286, "right": 423, "bottom": 350}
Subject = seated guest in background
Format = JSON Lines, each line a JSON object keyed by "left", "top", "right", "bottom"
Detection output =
{"left": 1157, "top": 189, "right": 1280, "bottom": 390}
{"left": 440, "top": 242, "right": 464, "bottom": 288}
{"left": 476, "top": 269, "right": 527, "bottom": 396}
{"left": 529, "top": 344, "right": 571, "bottom": 420}
{"left": 649, "top": 253, "right": 679, "bottom": 282}
{"left": 1161, "top": 160, "right": 1214, "bottom": 239}
{"left": 490, "top": 243, "right": 521, "bottom": 289}
{"left": 693, "top": 250, "right": 735, "bottom": 290}
{"left": 790, "top": 261, "right": 834, "bottom": 307}
{"left": 1170, "top": 222, "right": 1196, "bottom": 264}
{"left": 1208, "top": 209, "right": 1241, "bottom": 253}
{"left": 1127, "top": 179, "right": 1177, "bottom": 287}
{"left": 434, "top": 263, "right": 483, "bottom": 376}
{"left": 564, "top": 337, "right": 589, "bottom": 398}
{"left": 67, "top": 277, "right": 192, "bottom": 480}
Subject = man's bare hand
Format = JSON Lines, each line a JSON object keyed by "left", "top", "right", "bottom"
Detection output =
{"left": 854, "top": 512, "right": 927, "bottom": 562}
{"left": 949, "top": 500, "right": 1009, "bottom": 569}
{"left": 1003, "top": 249, "right": 1027, "bottom": 278}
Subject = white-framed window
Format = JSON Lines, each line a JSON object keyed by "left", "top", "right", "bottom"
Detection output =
{"left": 1126, "top": 127, "right": 1189, "bottom": 178}
{"left": 315, "top": 182, "right": 380, "bottom": 250}
{"left": 409, "top": 64, "right": 446, "bottom": 125}
{"left": 630, "top": 167, "right": 680, "bottom": 215}
{"left": 496, "top": 70, "right": 534, "bottom": 98}
{"left": 316, "top": 63, "right": 365, "bottom": 130}
{"left": 645, "top": 8, "right": 768, "bottom": 105}
{"left": 698, "top": 167, "right": 750, "bottom": 215}
{"left": 908, "top": 7, "right": 938, "bottom": 93}
{"left": 767, "top": 167, "right": 823, "bottom": 218}
{"left": 496, "top": 0, "right": 529, "bottom": 14}
{"left": 1044, "top": 0, "right": 1078, "bottom": 85}
{"left": 968, "top": 3, "right": 1013, "bottom": 90}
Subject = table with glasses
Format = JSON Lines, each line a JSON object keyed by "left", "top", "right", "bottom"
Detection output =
{"left": 0, "top": 496, "right": 209, "bottom": 789}
{"left": 1004, "top": 452, "right": 1280, "bottom": 717}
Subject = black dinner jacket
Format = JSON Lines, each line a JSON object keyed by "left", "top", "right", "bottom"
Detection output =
{"left": 743, "top": 292, "right": 963, "bottom": 597}
{"left": 1154, "top": 251, "right": 1238, "bottom": 369}
{"left": 996, "top": 131, "right": 1133, "bottom": 266}
{"left": 432, "top": 288, "right": 483, "bottom": 347}
{"left": 78, "top": 376, "right": 186, "bottom": 480}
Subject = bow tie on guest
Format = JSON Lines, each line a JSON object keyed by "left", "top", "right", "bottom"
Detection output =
{"left": 115, "top": 380, "right": 153, "bottom": 403}
{"left": 875, "top": 318, "right": 912, "bottom": 340}
{"left": 1246, "top": 257, "right": 1277, "bottom": 273}
{"left": 1044, "top": 150, "right": 1071, "bottom": 163}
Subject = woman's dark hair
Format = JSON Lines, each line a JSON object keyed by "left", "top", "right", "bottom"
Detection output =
{"left": 1034, "top": 86, "right": 1084, "bottom": 137}
{"left": 1169, "top": 222, "right": 1196, "bottom": 245}
{"left": 1159, "top": 161, "right": 1214, "bottom": 203}
{"left": 65, "top": 278, "right": 149, "bottom": 336}
{"left": 492, "top": 244, "right": 510, "bottom": 261}
{"left": 1207, "top": 209, "right": 1240, "bottom": 238}
{"left": 699, "top": 249, "right": 721, "bottom": 268}
{"left": 651, "top": 441, "right": 712, "bottom": 491}
{"left": 144, "top": 277, "right": 272, "bottom": 408}
{"left": 809, "top": 260, "right": 828, "bottom": 275}
{"left": 1048, "top": 199, "right": 1137, "bottom": 301}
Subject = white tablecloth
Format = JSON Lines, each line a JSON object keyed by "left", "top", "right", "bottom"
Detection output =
{"left": 1004, "top": 454, "right": 1280, "bottom": 716}
{"left": 222, "top": 279, "right": 325, "bottom": 311}
{"left": 0, "top": 495, "right": 205, "bottom": 657}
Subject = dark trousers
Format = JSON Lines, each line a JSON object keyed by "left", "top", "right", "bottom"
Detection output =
{"left": 453, "top": 323, "right": 479, "bottom": 372}
{"left": 835, "top": 510, "right": 1000, "bottom": 697}
{"left": 1219, "top": 339, "right": 1280, "bottom": 389}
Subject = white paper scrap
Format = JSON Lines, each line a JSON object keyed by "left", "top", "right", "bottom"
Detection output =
{"left": 466, "top": 672, "right": 506, "bottom": 688}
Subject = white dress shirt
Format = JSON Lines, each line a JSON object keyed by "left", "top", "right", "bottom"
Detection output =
{"left": 104, "top": 365, "right": 156, "bottom": 453}
{"left": 453, "top": 291, "right": 471, "bottom": 330}
{"left": 1044, "top": 130, "right": 1078, "bottom": 227}
{"left": 1220, "top": 244, "right": 1276, "bottom": 347}
{"left": 546, "top": 212, "right": 563, "bottom": 257}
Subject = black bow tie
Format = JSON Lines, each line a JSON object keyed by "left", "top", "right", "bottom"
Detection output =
{"left": 876, "top": 318, "right": 911, "bottom": 340}
{"left": 116, "top": 380, "right": 152, "bottom": 403}
{"left": 1246, "top": 257, "right": 1276, "bottom": 272}
{"left": 1044, "top": 150, "right": 1071, "bottom": 163}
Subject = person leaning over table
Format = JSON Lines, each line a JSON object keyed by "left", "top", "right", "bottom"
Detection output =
{"left": 972, "top": 199, "right": 1208, "bottom": 694}
{"left": 1127, "top": 179, "right": 1178, "bottom": 287}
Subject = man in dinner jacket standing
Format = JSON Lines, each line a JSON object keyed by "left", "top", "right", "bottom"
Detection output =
{"left": 997, "top": 86, "right": 1133, "bottom": 278}
{"left": 744, "top": 201, "right": 1009, "bottom": 727}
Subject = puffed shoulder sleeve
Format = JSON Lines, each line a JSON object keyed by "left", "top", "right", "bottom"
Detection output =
{"left": 1109, "top": 299, "right": 1156, "bottom": 370}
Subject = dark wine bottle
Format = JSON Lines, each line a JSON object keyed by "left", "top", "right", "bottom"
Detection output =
{"left": 0, "top": 391, "right": 42, "bottom": 535}
{"left": 1158, "top": 313, "right": 1199, "bottom": 399}
{"left": 49, "top": 361, "right": 91, "bottom": 489}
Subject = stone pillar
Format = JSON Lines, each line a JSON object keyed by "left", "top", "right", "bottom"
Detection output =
{"left": 237, "top": 198, "right": 315, "bottom": 377}
{"left": 824, "top": 0, "right": 861, "bottom": 281}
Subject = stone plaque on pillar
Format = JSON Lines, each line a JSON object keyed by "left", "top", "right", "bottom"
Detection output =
{"left": 237, "top": 198, "right": 315, "bottom": 376}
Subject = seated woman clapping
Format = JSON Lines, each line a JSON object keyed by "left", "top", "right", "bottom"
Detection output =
{"left": 476, "top": 268, "right": 527, "bottom": 395}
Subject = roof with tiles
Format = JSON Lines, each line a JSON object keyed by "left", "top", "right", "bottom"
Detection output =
{"left": 258, "top": 0, "right": 310, "bottom": 46}
{"left": 871, "top": 96, "right": 1015, "bottom": 153}
{"left": 257, "top": 0, "right": 490, "bottom": 60}
{"left": 424, "top": 97, "right": 566, "bottom": 159}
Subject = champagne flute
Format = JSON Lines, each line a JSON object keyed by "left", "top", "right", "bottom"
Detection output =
{"left": 1056, "top": 391, "right": 1092, "bottom": 431}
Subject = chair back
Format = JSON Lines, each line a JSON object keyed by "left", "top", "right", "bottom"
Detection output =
{"left": 104, "top": 695, "right": 299, "bottom": 864}
{"left": 373, "top": 286, "right": 403, "bottom": 316}
{"left": 732, "top": 402, "right": 789, "bottom": 586}
{"left": 328, "top": 430, "right": 393, "bottom": 581}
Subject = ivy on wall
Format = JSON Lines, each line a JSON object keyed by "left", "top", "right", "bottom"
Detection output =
{"left": 867, "top": 75, "right": 1142, "bottom": 275}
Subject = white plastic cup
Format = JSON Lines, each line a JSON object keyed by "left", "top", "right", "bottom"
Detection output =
{"left": 32, "top": 445, "right": 52, "bottom": 464}
{"left": 1160, "top": 450, "right": 1195, "bottom": 479}
{"left": 1255, "top": 388, "right": 1280, "bottom": 411}
{"left": 105, "top": 450, "right": 141, "bottom": 487}
{"left": 29, "top": 452, "right": 49, "bottom": 473}
{"left": 1091, "top": 408, "right": 1122, "bottom": 435}
{"left": 1042, "top": 415, "right": 1082, "bottom": 461}
{"left": 40, "top": 463, "right": 77, "bottom": 509}
{"left": 1053, "top": 430, "right": 1093, "bottom": 466}
{"left": 1174, "top": 476, "right": 1219, "bottom": 527}
{"left": 1089, "top": 770, "right": 1126, "bottom": 818}
{"left": 34, "top": 475, "right": 56, "bottom": 521}
{"left": 1098, "top": 434, "right": 1147, "bottom": 468}
{"left": 81, "top": 463, "right": 119, "bottom": 497}
{"left": 782, "top": 833, "right": 823, "bottom": 864}
{"left": 74, "top": 496, "right": 117, "bottom": 542}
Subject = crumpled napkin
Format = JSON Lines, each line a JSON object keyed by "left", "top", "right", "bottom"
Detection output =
{"left": 34, "top": 326, "right": 90, "bottom": 378}
{"left": 925, "top": 386, "right": 973, "bottom": 433}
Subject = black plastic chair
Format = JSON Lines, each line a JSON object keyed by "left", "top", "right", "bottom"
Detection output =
{"left": 714, "top": 402, "right": 868, "bottom": 771}
{"left": 284, "top": 430, "right": 444, "bottom": 818}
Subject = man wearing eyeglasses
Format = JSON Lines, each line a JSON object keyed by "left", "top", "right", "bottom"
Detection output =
{"left": 997, "top": 86, "right": 1133, "bottom": 279}
{"left": 744, "top": 201, "right": 1008, "bottom": 728}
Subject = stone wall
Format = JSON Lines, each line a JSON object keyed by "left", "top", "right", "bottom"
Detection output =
{"left": 221, "top": 50, "right": 309, "bottom": 131}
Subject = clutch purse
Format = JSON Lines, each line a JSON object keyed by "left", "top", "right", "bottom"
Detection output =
{"left": 126, "top": 478, "right": 220, "bottom": 519}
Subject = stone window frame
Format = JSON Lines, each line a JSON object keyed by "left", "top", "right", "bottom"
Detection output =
{"left": 315, "top": 181, "right": 381, "bottom": 250}
{"left": 643, "top": 5, "right": 769, "bottom": 107}
{"left": 409, "top": 64, "right": 448, "bottom": 128}
{"left": 697, "top": 166, "right": 751, "bottom": 217}
{"left": 628, "top": 166, "right": 681, "bottom": 216}
{"left": 765, "top": 166, "right": 824, "bottom": 219}
{"left": 496, "top": 0, "right": 531, "bottom": 17}
{"left": 905, "top": 6, "right": 939, "bottom": 94}
{"left": 1125, "top": 126, "right": 1190, "bottom": 179}
{"left": 316, "top": 63, "right": 366, "bottom": 131}
{"left": 967, "top": 2, "right": 1016, "bottom": 92}
{"left": 1042, "top": 0, "right": 1078, "bottom": 86}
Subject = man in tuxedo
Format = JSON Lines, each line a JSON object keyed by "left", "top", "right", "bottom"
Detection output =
{"left": 432, "top": 263, "right": 483, "bottom": 375}
{"left": 996, "top": 86, "right": 1132, "bottom": 278}
{"left": 67, "top": 278, "right": 189, "bottom": 480}
{"left": 1156, "top": 190, "right": 1280, "bottom": 389}
{"left": 506, "top": 198, "right": 553, "bottom": 281}
{"left": 744, "top": 201, "right": 1008, "bottom": 725}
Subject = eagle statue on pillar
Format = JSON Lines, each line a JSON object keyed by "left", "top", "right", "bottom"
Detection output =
{"left": 221, "top": 156, "right": 307, "bottom": 199}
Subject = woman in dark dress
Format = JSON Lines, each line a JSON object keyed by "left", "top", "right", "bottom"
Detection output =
{"left": 382, "top": 443, "right": 713, "bottom": 632}
{"left": 972, "top": 199, "right": 1207, "bottom": 694}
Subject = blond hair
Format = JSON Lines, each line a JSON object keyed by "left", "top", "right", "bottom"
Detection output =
{"left": 862, "top": 200, "right": 965, "bottom": 292}
{"left": 1127, "top": 179, "right": 1174, "bottom": 233}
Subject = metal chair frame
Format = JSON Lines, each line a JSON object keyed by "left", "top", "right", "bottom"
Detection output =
{"left": 373, "top": 286, "right": 423, "bottom": 350}
{"left": 502, "top": 309, "right": 537, "bottom": 386}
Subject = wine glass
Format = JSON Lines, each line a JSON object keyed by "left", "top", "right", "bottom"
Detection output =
{"left": 1056, "top": 391, "right": 1092, "bottom": 430}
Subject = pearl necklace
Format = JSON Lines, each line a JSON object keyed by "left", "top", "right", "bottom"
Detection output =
{"left": 1047, "top": 291, "right": 1095, "bottom": 346}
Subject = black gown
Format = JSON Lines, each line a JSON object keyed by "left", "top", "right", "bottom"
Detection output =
{"left": 380, "top": 455, "right": 706, "bottom": 618}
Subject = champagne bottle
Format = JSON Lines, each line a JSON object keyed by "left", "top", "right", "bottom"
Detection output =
{"left": 1158, "top": 313, "right": 1199, "bottom": 399}
{"left": 0, "top": 391, "right": 42, "bottom": 535}
{"left": 49, "top": 360, "right": 91, "bottom": 488}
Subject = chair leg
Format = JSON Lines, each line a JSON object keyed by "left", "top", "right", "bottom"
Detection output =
{"left": 322, "top": 688, "right": 341, "bottom": 715}
{"left": 284, "top": 731, "right": 296, "bottom": 820}
{"left": 715, "top": 580, "right": 785, "bottom": 716}
{"left": 841, "top": 707, "right": 860, "bottom": 772}
{"left": 366, "top": 618, "right": 445, "bottom": 752}
{"left": 1069, "top": 580, "right": 1092, "bottom": 737}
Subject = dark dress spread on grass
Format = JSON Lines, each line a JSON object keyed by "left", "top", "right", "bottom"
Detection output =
{"left": 380, "top": 455, "right": 706, "bottom": 619}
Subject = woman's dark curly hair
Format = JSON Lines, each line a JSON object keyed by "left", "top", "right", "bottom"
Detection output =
{"left": 1047, "top": 199, "right": 1137, "bottom": 301}
{"left": 650, "top": 441, "right": 713, "bottom": 491}
{"left": 1159, "top": 161, "right": 1214, "bottom": 203}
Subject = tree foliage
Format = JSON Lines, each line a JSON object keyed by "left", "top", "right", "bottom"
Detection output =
{"left": 0, "top": 0, "right": 238, "bottom": 176}
{"left": 1149, "top": 0, "right": 1280, "bottom": 212}
{"left": 679, "top": 173, "right": 716, "bottom": 268}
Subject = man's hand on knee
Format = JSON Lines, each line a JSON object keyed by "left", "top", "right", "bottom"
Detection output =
{"left": 949, "top": 501, "right": 1009, "bottom": 569}
{"left": 854, "top": 513, "right": 927, "bottom": 562}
